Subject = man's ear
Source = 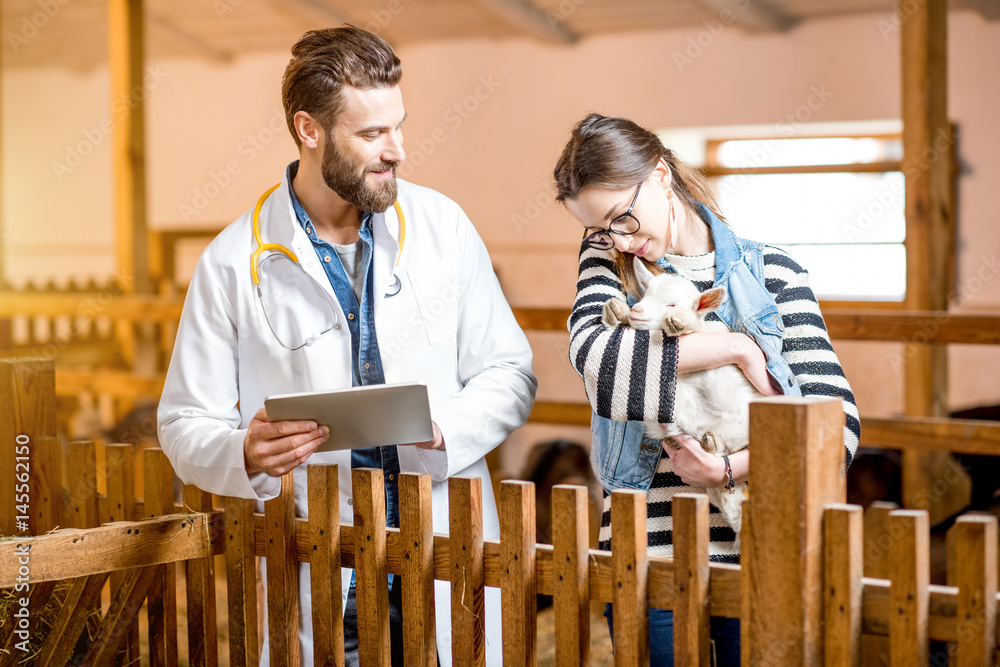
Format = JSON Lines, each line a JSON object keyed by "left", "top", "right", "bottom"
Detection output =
{"left": 696, "top": 286, "right": 727, "bottom": 314}
{"left": 633, "top": 257, "right": 655, "bottom": 293}
{"left": 294, "top": 111, "right": 322, "bottom": 149}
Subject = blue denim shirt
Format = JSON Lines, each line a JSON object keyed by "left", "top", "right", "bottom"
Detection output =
{"left": 590, "top": 203, "right": 800, "bottom": 492}
{"left": 286, "top": 161, "right": 402, "bottom": 530}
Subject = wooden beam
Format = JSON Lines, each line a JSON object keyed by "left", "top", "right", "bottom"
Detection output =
{"left": 0, "top": 512, "right": 223, "bottom": 587}
{"left": 0, "top": 291, "right": 184, "bottom": 318}
{"left": 148, "top": 10, "right": 233, "bottom": 63}
{"left": 510, "top": 307, "right": 1000, "bottom": 345}
{"left": 859, "top": 416, "right": 1000, "bottom": 455}
{"left": 822, "top": 309, "right": 1000, "bottom": 345}
{"left": 695, "top": 0, "right": 797, "bottom": 32}
{"left": 109, "top": 0, "right": 150, "bottom": 295}
{"left": 470, "top": 0, "right": 578, "bottom": 45}
{"left": 958, "top": 0, "right": 1000, "bottom": 21}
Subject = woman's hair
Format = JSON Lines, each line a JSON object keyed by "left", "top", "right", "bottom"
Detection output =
{"left": 553, "top": 113, "right": 724, "bottom": 297}
{"left": 282, "top": 26, "right": 402, "bottom": 147}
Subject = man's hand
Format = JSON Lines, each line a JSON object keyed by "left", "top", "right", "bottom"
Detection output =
{"left": 663, "top": 433, "right": 728, "bottom": 488}
{"left": 402, "top": 421, "right": 446, "bottom": 451}
{"left": 244, "top": 407, "right": 330, "bottom": 477}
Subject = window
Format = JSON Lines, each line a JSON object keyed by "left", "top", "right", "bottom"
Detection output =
{"left": 660, "top": 122, "right": 907, "bottom": 304}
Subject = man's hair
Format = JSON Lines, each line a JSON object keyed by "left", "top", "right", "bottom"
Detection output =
{"left": 281, "top": 26, "right": 402, "bottom": 147}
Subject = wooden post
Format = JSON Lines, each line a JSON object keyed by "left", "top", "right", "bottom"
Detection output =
{"left": 672, "top": 493, "right": 710, "bottom": 667}
{"left": 551, "top": 485, "right": 590, "bottom": 665}
{"left": 264, "top": 473, "right": 299, "bottom": 667}
{"left": 500, "top": 480, "right": 536, "bottom": 666}
{"left": 741, "top": 398, "right": 844, "bottom": 665}
{"left": 1, "top": 357, "right": 57, "bottom": 535}
{"left": 900, "top": 0, "right": 970, "bottom": 525}
{"left": 400, "top": 473, "right": 436, "bottom": 666}
{"left": 108, "top": 0, "right": 150, "bottom": 296}
{"left": 450, "top": 477, "right": 485, "bottom": 667}
{"left": 353, "top": 468, "right": 390, "bottom": 666}
{"left": 308, "top": 464, "right": 343, "bottom": 665}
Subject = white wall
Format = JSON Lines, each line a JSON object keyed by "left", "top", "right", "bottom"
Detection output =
{"left": 4, "top": 10, "right": 1000, "bottom": 461}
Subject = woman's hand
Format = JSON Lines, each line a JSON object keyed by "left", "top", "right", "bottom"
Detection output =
{"left": 663, "top": 434, "right": 728, "bottom": 488}
{"left": 676, "top": 332, "right": 779, "bottom": 396}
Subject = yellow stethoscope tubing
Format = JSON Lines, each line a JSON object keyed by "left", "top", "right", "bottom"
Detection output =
{"left": 250, "top": 182, "right": 406, "bottom": 287}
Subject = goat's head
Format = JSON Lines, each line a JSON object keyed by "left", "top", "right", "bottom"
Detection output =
{"left": 628, "top": 257, "right": 728, "bottom": 334}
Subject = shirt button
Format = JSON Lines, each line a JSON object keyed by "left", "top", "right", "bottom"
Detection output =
{"left": 306, "top": 226, "right": 312, "bottom": 233}
{"left": 787, "top": 377, "right": 794, "bottom": 387}
{"left": 364, "top": 363, "right": 370, "bottom": 370}
{"left": 388, "top": 473, "right": 395, "bottom": 481}
{"left": 348, "top": 498, "right": 353, "bottom": 505}
{"left": 348, "top": 313, "right": 355, "bottom": 320}
{"left": 324, "top": 256, "right": 331, "bottom": 263}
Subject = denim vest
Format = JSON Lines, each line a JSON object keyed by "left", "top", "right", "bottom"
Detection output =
{"left": 590, "top": 204, "right": 801, "bottom": 492}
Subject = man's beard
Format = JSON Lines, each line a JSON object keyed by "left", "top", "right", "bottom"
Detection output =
{"left": 321, "top": 138, "right": 398, "bottom": 213}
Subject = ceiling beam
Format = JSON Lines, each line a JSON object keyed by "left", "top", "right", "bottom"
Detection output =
{"left": 694, "top": 0, "right": 797, "bottom": 33}
{"left": 957, "top": 0, "right": 1000, "bottom": 21}
{"left": 148, "top": 11, "right": 233, "bottom": 63}
{"left": 471, "top": 0, "right": 578, "bottom": 45}
{"left": 275, "top": 0, "right": 404, "bottom": 44}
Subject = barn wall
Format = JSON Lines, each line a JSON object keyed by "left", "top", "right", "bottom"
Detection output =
{"left": 3, "top": 10, "right": 999, "bottom": 471}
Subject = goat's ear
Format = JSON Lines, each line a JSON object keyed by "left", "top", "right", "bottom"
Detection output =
{"left": 696, "top": 286, "right": 727, "bottom": 314}
{"left": 633, "top": 257, "right": 655, "bottom": 293}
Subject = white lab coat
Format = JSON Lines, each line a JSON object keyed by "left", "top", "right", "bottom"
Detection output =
{"left": 157, "top": 173, "right": 537, "bottom": 666}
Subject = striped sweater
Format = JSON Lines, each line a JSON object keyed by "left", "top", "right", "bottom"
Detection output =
{"left": 568, "top": 244, "right": 861, "bottom": 562}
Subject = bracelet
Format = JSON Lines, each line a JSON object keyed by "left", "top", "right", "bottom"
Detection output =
{"left": 722, "top": 454, "right": 736, "bottom": 493}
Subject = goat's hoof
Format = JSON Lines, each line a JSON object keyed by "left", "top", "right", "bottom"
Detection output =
{"left": 663, "top": 436, "right": 681, "bottom": 450}
{"left": 701, "top": 432, "right": 718, "bottom": 454}
{"left": 602, "top": 298, "right": 630, "bottom": 327}
{"left": 664, "top": 317, "right": 684, "bottom": 335}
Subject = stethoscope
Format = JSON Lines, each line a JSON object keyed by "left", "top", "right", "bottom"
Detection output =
{"left": 250, "top": 182, "right": 406, "bottom": 298}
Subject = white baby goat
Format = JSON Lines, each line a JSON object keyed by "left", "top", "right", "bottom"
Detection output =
{"left": 601, "top": 258, "right": 760, "bottom": 546}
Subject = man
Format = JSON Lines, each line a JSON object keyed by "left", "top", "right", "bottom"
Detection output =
{"left": 157, "top": 26, "right": 536, "bottom": 666}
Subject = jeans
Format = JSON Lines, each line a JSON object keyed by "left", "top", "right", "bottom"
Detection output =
{"left": 606, "top": 603, "right": 741, "bottom": 666}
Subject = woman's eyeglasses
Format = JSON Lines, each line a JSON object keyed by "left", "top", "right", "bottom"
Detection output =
{"left": 583, "top": 181, "right": 642, "bottom": 250}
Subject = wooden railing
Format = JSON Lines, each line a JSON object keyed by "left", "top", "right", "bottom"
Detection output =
{"left": 3, "top": 357, "right": 999, "bottom": 664}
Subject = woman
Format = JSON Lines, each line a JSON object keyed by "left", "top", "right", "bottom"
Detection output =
{"left": 555, "top": 114, "right": 860, "bottom": 665}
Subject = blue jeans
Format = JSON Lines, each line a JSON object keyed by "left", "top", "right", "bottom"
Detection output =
{"left": 605, "top": 604, "right": 741, "bottom": 666}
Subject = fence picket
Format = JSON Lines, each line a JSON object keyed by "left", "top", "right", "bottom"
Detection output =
{"left": 353, "top": 467, "right": 391, "bottom": 666}
{"left": 450, "top": 476, "right": 485, "bottom": 667}
{"left": 34, "top": 436, "right": 63, "bottom": 534}
{"left": 106, "top": 443, "right": 140, "bottom": 662}
{"left": 673, "top": 493, "right": 710, "bottom": 667}
{"left": 145, "top": 448, "right": 179, "bottom": 667}
{"left": 264, "top": 472, "right": 299, "bottom": 666}
{"left": 400, "top": 472, "right": 436, "bottom": 666}
{"left": 185, "top": 483, "right": 220, "bottom": 667}
{"left": 500, "top": 480, "right": 537, "bottom": 666}
{"left": 824, "top": 503, "right": 863, "bottom": 667}
{"left": 610, "top": 489, "right": 648, "bottom": 666}
{"left": 888, "top": 509, "right": 930, "bottom": 665}
{"left": 308, "top": 464, "right": 343, "bottom": 666}
{"left": 951, "top": 514, "right": 997, "bottom": 667}
{"left": 552, "top": 484, "right": 590, "bottom": 666}
{"left": 862, "top": 500, "right": 898, "bottom": 665}
{"left": 225, "top": 494, "right": 259, "bottom": 667}
{"left": 67, "top": 440, "right": 99, "bottom": 530}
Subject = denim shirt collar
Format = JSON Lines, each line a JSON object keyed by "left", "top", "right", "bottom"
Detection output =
{"left": 285, "top": 160, "right": 374, "bottom": 243}
{"left": 695, "top": 202, "right": 743, "bottom": 276}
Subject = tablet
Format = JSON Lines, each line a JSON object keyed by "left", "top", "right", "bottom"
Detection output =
{"left": 264, "top": 382, "right": 434, "bottom": 452}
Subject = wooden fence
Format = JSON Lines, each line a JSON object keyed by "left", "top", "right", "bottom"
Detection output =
{"left": 3, "top": 356, "right": 1000, "bottom": 665}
